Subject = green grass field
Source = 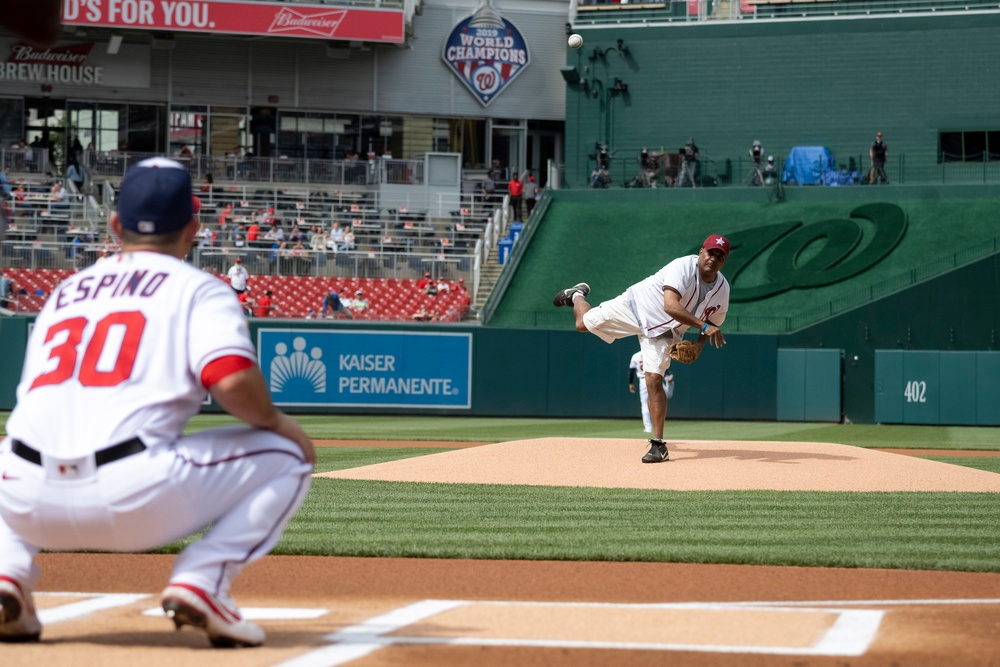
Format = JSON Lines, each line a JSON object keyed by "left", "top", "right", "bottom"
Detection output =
{"left": 4, "top": 414, "right": 1000, "bottom": 572}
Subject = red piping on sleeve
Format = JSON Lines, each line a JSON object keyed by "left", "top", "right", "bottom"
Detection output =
{"left": 201, "top": 355, "right": 254, "bottom": 389}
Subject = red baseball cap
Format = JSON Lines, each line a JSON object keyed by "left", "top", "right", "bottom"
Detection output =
{"left": 702, "top": 234, "right": 730, "bottom": 257}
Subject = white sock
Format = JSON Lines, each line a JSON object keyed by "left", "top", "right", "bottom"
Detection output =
{"left": 570, "top": 291, "right": 583, "bottom": 302}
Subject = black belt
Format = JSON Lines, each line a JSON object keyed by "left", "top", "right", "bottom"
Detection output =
{"left": 11, "top": 437, "right": 146, "bottom": 467}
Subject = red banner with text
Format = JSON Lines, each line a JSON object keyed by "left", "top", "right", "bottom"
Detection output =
{"left": 62, "top": 0, "right": 405, "bottom": 43}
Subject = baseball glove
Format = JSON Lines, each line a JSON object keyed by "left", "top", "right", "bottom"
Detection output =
{"left": 669, "top": 340, "right": 703, "bottom": 364}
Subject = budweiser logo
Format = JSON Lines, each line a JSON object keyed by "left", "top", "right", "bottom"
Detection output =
{"left": 268, "top": 8, "right": 347, "bottom": 37}
{"left": 8, "top": 43, "right": 94, "bottom": 66}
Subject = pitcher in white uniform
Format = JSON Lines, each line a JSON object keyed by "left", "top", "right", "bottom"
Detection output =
{"left": 0, "top": 158, "right": 315, "bottom": 647}
{"left": 554, "top": 234, "right": 731, "bottom": 464}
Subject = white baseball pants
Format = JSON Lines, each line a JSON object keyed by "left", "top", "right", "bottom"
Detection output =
{"left": 0, "top": 425, "right": 312, "bottom": 603}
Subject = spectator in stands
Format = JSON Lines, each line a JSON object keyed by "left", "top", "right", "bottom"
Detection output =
{"left": 676, "top": 137, "right": 699, "bottom": 188}
{"left": 227, "top": 256, "right": 249, "bottom": 294}
{"left": 417, "top": 272, "right": 432, "bottom": 291}
{"left": 350, "top": 289, "right": 368, "bottom": 314}
{"left": 869, "top": 131, "right": 888, "bottom": 184}
{"left": 66, "top": 159, "right": 84, "bottom": 192}
{"left": 322, "top": 290, "right": 341, "bottom": 318}
{"left": 49, "top": 181, "right": 67, "bottom": 203}
{"left": 412, "top": 305, "right": 432, "bottom": 321}
{"left": 508, "top": 172, "right": 524, "bottom": 221}
{"left": 288, "top": 223, "right": 304, "bottom": 245}
{"left": 309, "top": 225, "right": 329, "bottom": 265}
{"left": 247, "top": 220, "right": 261, "bottom": 247}
{"left": 219, "top": 203, "right": 233, "bottom": 228}
{"left": 0, "top": 167, "right": 11, "bottom": 197}
{"left": 425, "top": 279, "right": 439, "bottom": 297}
{"left": 523, "top": 175, "right": 538, "bottom": 217}
{"left": 178, "top": 145, "right": 193, "bottom": 162}
{"left": 480, "top": 173, "right": 497, "bottom": 207}
{"left": 329, "top": 221, "right": 345, "bottom": 245}
{"left": 237, "top": 288, "right": 255, "bottom": 317}
{"left": 201, "top": 172, "right": 215, "bottom": 197}
{"left": 230, "top": 222, "right": 247, "bottom": 247}
{"left": 0, "top": 273, "right": 14, "bottom": 310}
{"left": 255, "top": 290, "right": 274, "bottom": 317}
{"left": 487, "top": 158, "right": 504, "bottom": 182}
{"left": 265, "top": 220, "right": 284, "bottom": 244}
{"left": 195, "top": 222, "right": 213, "bottom": 248}
{"left": 308, "top": 225, "right": 327, "bottom": 249}
{"left": 436, "top": 278, "right": 450, "bottom": 295}
{"left": 338, "top": 226, "right": 355, "bottom": 251}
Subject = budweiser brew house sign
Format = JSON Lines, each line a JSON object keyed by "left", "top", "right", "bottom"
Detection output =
{"left": 2, "top": 43, "right": 103, "bottom": 84}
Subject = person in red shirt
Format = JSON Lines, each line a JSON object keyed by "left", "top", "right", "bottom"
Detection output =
{"left": 218, "top": 203, "right": 232, "bottom": 229}
{"left": 255, "top": 290, "right": 273, "bottom": 318}
{"left": 416, "top": 272, "right": 431, "bottom": 290}
{"left": 237, "top": 289, "right": 255, "bottom": 317}
{"left": 247, "top": 222, "right": 260, "bottom": 247}
{"left": 507, "top": 173, "right": 524, "bottom": 221}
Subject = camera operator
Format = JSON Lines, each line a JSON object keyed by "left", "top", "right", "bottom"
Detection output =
{"left": 589, "top": 143, "right": 611, "bottom": 188}
{"left": 675, "top": 137, "right": 699, "bottom": 188}
{"left": 763, "top": 155, "right": 778, "bottom": 185}
{"left": 748, "top": 139, "right": 765, "bottom": 186}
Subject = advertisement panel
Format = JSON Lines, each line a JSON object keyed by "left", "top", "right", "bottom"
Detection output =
{"left": 62, "top": 0, "right": 405, "bottom": 43}
{"left": 258, "top": 329, "right": 472, "bottom": 409}
{"left": 0, "top": 39, "right": 151, "bottom": 87}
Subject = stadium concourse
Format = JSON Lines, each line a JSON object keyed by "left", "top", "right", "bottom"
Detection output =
{"left": 0, "top": 268, "right": 471, "bottom": 321}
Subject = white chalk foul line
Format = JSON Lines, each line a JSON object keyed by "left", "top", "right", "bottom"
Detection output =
{"left": 277, "top": 598, "right": 890, "bottom": 665}
{"left": 36, "top": 593, "right": 152, "bottom": 625}
{"left": 274, "top": 599, "right": 466, "bottom": 667}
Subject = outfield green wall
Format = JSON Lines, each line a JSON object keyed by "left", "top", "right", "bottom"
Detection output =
{"left": 564, "top": 13, "right": 1000, "bottom": 187}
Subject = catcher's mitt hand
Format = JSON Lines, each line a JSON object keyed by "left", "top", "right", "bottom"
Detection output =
{"left": 669, "top": 340, "right": 703, "bottom": 364}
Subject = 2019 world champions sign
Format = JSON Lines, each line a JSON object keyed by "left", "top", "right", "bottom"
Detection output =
{"left": 442, "top": 1, "right": 529, "bottom": 106}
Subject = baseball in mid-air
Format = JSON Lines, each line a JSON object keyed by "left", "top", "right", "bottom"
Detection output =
{"left": 568, "top": 33, "right": 583, "bottom": 49}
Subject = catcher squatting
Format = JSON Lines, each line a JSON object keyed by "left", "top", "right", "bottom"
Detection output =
{"left": 553, "top": 234, "right": 731, "bottom": 463}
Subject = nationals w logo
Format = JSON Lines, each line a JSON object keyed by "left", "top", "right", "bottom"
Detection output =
{"left": 717, "top": 203, "right": 907, "bottom": 302}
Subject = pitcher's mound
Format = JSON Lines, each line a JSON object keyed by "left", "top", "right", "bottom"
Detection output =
{"left": 317, "top": 438, "right": 1000, "bottom": 492}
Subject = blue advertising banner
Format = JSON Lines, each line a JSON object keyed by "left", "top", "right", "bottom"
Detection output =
{"left": 441, "top": 0, "right": 530, "bottom": 107}
{"left": 257, "top": 329, "right": 472, "bottom": 408}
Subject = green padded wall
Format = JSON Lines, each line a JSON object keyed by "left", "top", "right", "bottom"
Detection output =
{"left": 874, "top": 350, "right": 1000, "bottom": 425}
{"left": 776, "top": 349, "right": 842, "bottom": 422}
{"left": 565, "top": 14, "right": 1000, "bottom": 187}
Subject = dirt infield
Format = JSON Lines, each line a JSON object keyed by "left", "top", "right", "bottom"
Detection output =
{"left": 318, "top": 438, "right": 1000, "bottom": 492}
{"left": 5, "top": 439, "right": 1000, "bottom": 666}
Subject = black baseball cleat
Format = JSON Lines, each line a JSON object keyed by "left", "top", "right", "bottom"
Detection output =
{"left": 552, "top": 282, "right": 590, "bottom": 307}
{"left": 641, "top": 439, "right": 669, "bottom": 463}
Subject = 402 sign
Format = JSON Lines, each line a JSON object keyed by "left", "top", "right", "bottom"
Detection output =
{"left": 720, "top": 203, "right": 907, "bottom": 302}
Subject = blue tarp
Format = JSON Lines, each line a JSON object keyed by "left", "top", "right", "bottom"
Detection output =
{"left": 782, "top": 146, "right": 835, "bottom": 185}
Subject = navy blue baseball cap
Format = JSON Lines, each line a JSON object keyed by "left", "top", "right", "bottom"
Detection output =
{"left": 118, "top": 157, "right": 199, "bottom": 234}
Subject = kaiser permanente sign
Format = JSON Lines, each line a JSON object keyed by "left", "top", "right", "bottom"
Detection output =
{"left": 62, "top": 0, "right": 405, "bottom": 42}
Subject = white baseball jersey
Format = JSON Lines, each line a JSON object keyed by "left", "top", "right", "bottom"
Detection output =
{"left": 1, "top": 249, "right": 310, "bottom": 606}
{"left": 6, "top": 251, "right": 256, "bottom": 458}
{"left": 627, "top": 255, "right": 729, "bottom": 339}
{"left": 227, "top": 263, "right": 249, "bottom": 290}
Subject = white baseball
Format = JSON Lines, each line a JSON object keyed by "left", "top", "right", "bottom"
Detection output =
{"left": 567, "top": 34, "right": 583, "bottom": 49}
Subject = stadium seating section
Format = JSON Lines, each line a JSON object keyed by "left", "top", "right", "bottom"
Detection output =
{"left": 0, "top": 268, "right": 471, "bottom": 322}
